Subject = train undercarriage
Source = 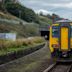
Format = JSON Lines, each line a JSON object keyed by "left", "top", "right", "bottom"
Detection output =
{"left": 51, "top": 49, "right": 72, "bottom": 62}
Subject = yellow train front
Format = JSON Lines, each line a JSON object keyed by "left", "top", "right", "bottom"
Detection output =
{"left": 49, "top": 20, "right": 72, "bottom": 62}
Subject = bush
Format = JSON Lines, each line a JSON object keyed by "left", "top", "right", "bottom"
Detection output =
{"left": 0, "top": 39, "right": 11, "bottom": 50}
{"left": 0, "top": 37, "right": 45, "bottom": 50}
{"left": 31, "top": 37, "right": 45, "bottom": 44}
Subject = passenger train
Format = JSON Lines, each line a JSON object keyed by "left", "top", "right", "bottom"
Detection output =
{"left": 49, "top": 20, "right": 72, "bottom": 62}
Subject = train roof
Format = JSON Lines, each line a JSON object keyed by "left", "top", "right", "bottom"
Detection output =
{"left": 56, "top": 19, "right": 72, "bottom": 23}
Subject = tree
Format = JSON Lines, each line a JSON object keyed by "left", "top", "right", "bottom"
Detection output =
{"left": 5, "top": 2, "right": 39, "bottom": 23}
{"left": 39, "top": 11, "right": 43, "bottom": 16}
{"left": 46, "top": 14, "right": 52, "bottom": 19}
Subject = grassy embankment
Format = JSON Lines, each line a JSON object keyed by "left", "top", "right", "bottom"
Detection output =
{"left": 0, "top": 12, "right": 51, "bottom": 39}
{"left": 0, "top": 37, "right": 45, "bottom": 56}
{"left": 0, "top": 12, "right": 40, "bottom": 38}
{"left": 39, "top": 16, "right": 52, "bottom": 26}
{"left": 1, "top": 41, "right": 51, "bottom": 72}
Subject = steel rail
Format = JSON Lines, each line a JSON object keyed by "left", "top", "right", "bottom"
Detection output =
{"left": 43, "top": 63, "right": 72, "bottom": 72}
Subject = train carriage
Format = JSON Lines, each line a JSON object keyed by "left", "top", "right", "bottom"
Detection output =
{"left": 49, "top": 20, "right": 72, "bottom": 62}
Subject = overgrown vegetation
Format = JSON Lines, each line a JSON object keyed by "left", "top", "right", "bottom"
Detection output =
{"left": 0, "top": 0, "right": 52, "bottom": 38}
{"left": 0, "top": 22, "right": 39, "bottom": 38}
{"left": 0, "top": 11, "right": 19, "bottom": 20}
{"left": 39, "top": 16, "right": 52, "bottom": 25}
{"left": 0, "top": 37, "right": 45, "bottom": 55}
{"left": 39, "top": 13, "right": 64, "bottom": 23}
{"left": 4, "top": 1, "right": 39, "bottom": 23}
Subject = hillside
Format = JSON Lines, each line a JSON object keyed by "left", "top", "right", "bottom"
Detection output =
{"left": 39, "top": 16, "right": 52, "bottom": 26}
{"left": 5, "top": 1, "right": 39, "bottom": 23}
{"left": 1, "top": 0, "right": 53, "bottom": 24}
{"left": 0, "top": 12, "right": 40, "bottom": 38}
{"left": 0, "top": 0, "right": 52, "bottom": 38}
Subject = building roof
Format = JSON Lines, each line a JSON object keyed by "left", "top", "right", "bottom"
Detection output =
{"left": 56, "top": 19, "right": 72, "bottom": 23}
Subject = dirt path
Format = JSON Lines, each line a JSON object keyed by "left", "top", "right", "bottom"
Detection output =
{"left": 0, "top": 42, "right": 53, "bottom": 72}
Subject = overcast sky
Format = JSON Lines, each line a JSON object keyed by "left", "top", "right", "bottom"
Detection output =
{"left": 19, "top": 0, "right": 72, "bottom": 20}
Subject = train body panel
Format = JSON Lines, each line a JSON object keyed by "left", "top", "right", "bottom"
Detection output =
{"left": 61, "top": 27, "right": 68, "bottom": 51}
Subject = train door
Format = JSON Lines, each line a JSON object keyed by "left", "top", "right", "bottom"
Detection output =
{"left": 61, "top": 27, "right": 69, "bottom": 50}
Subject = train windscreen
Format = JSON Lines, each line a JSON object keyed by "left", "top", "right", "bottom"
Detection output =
{"left": 52, "top": 26, "right": 59, "bottom": 37}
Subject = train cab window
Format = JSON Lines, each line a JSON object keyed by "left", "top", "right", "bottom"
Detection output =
{"left": 52, "top": 26, "right": 59, "bottom": 37}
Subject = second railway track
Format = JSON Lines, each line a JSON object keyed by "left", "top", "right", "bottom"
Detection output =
{"left": 43, "top": 62, "right": 72, "bottom": 72}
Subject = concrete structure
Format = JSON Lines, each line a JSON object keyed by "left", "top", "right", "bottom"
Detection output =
{"left": 39, "top": 25, "right": 50, "bottom": 40}
{"left": 0, "top": 33, "right": 16, "bottom": 41}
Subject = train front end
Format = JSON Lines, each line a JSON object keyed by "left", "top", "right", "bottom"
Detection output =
{"left": 49, "top": 20, "right": 72, "bottom": 62}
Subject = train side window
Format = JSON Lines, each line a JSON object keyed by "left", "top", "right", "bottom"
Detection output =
{"left": 52, "top": 26, "right": 59, "bottom": 37}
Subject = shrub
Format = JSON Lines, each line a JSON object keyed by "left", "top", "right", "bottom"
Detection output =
{"left": 30, "top": 37, "right": 45, "bottom": 44}
{"left": 0, "top": 37, "right": 45, "bottom": 50}
{"left": 0, "top": 39, "right": 10, "bottom": 50}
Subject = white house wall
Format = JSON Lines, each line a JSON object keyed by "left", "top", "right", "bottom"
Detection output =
{"left": 0, "top": 33, "right": 6, "bottom": 39}
{"left": 0, "top": 33, "right": 16, "bottom": 40}
{"left": 6, "top": 33, "right": 16, "bottom": 41}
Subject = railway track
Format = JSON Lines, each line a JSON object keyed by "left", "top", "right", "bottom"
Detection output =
{"left": 43, "top": 62, "right": 72, "bottom": 72}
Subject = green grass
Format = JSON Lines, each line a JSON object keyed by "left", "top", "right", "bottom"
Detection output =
{"left": 0, "top": 12, "right": 20, "bottom": 21}
{"left": 0, "top": 42, "right": 45, "bottom": 56}
{"left": 39, "top": 16, "right": 52, "bottom": 25}
{"left": 0, "top": 42, "right": 51, "bottom": 72}
{"left": 0, "top": 37, "right": 45, "bottom": 56}
{"left": 6, "top": 43, "right": 41, "bottom": 52}
{"left": 0, "top": 22, "right": 39, "bottom": 38}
